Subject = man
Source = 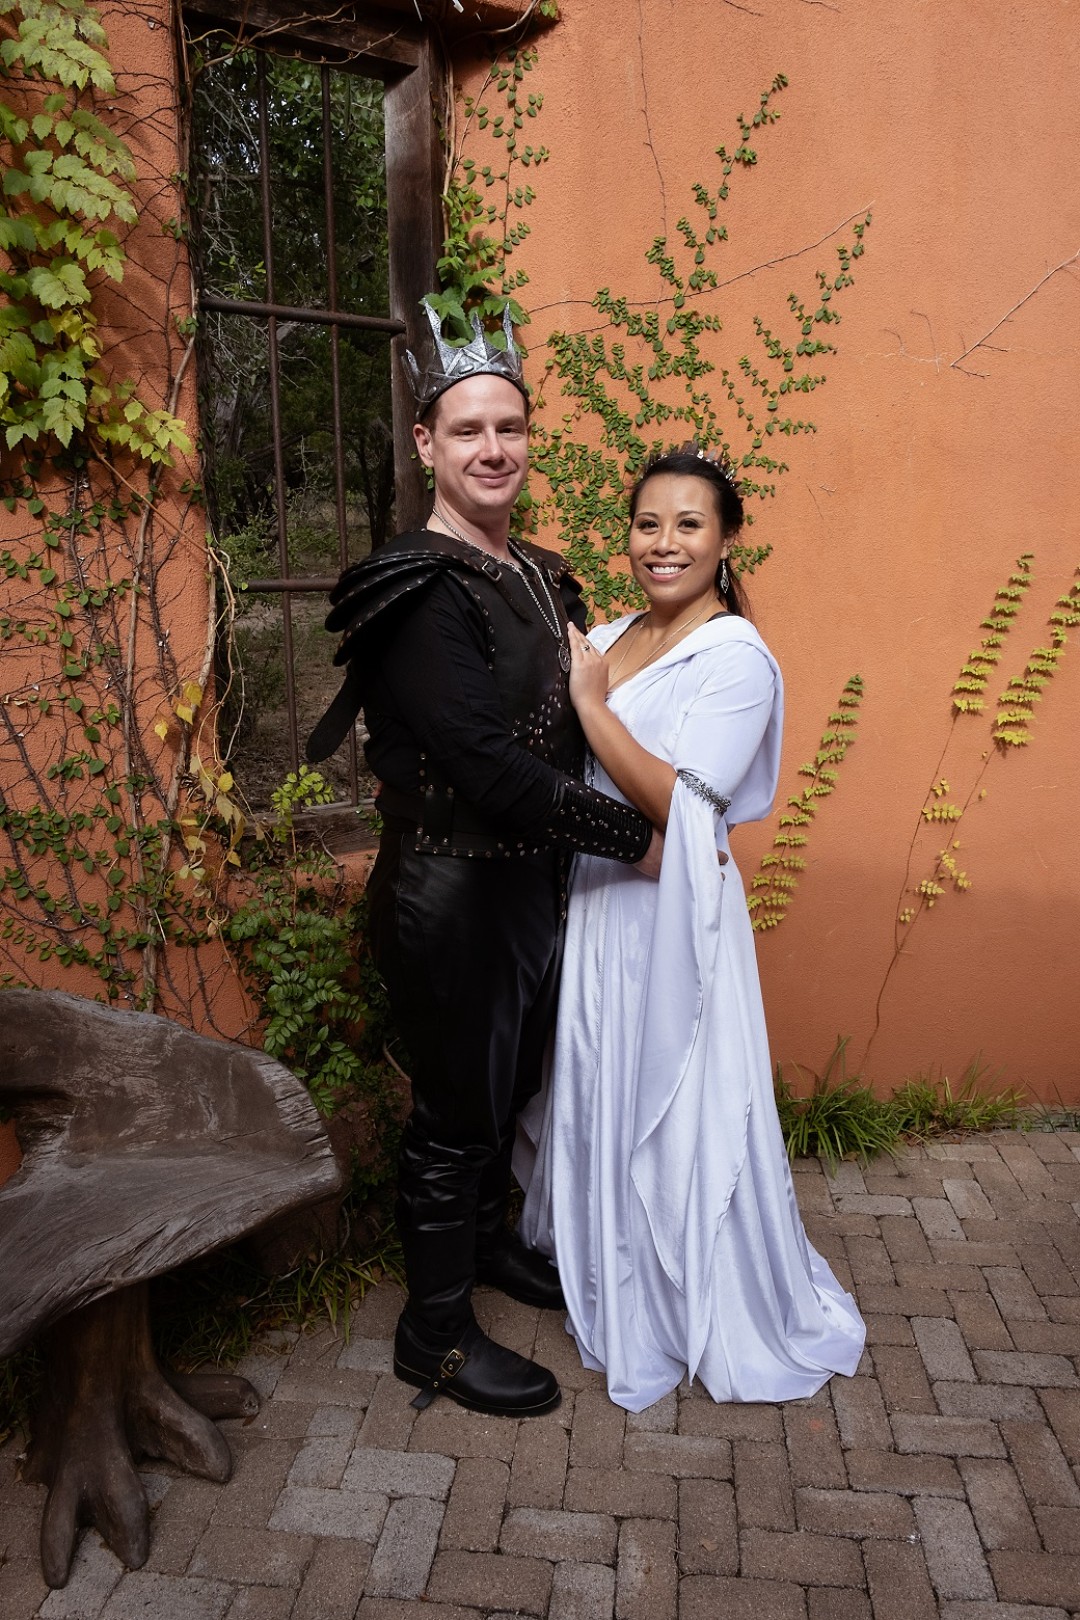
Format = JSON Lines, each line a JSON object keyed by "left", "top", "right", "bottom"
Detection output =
{"left": 308, "top": 302, "right": 659, "bottom": 1417}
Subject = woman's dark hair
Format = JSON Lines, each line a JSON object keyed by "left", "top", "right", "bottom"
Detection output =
{"left": 628, "top": 448, "right": 749, "bottom": 618}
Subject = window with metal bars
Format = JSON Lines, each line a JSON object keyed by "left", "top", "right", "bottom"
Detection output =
{"left": 183, "top": 4, "right": 442, "bottom": 831}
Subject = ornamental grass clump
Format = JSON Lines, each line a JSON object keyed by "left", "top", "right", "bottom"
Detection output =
{"left": 773, "top": 1040, "right": 1030, "bottom": 1167}
{"left": 889, "top": 1059, "right": 1026, "bottom": 1139}
{"left": 774, "top": 1038, "right": 899, "bottom": 1167}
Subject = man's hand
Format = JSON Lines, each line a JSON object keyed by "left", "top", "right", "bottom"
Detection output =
{"left": 635, "top": 828, "right": 664, "bottom": 878}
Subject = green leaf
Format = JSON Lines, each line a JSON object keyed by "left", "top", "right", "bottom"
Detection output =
{"left": 25, "top": 262, "right": 86, "bottom": 309}
{"left": 0, "top": 214, "right": 38, "bottom": 254}
{"left": 5, "top": 420, "right": 39, "bottom": 448}
{"left": 3, "top": 168, "right": 32, "bottom": 198}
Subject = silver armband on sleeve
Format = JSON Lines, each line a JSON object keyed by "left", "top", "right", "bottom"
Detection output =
{"left": 676, "top": 770, "right": 731, "bottom": 816}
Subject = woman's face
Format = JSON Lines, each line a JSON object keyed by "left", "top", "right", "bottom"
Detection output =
{"left": 628, "top": 473, "right": 727, "bottom": 613}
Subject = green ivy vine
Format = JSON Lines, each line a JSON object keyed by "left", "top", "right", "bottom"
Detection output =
{"left": 0, "top": 0, "right": 189, "bottom": 460}
{"left": 526, "top": 74, "right": 871, "bottom": 614}
{"left": 748, "top": 674, "right": 864, "bottom": 932}
{"left": 434, "top": 41, "right": 549, "bottom": 343}
{"left": 0, "top": 0, "right": 212, "bottom": 1024}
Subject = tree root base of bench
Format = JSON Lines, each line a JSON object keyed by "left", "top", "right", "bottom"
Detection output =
{"left": 23, "top": 1282, "right": 259, "bottom": 1588}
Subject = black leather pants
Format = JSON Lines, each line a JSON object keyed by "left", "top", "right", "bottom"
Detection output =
{"left": 367, "top": 819, "right": 561, "bottom": 1340}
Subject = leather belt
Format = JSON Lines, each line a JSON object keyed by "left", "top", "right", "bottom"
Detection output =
{"left": 376, "top": 784, "right": 550, "bottom": 859}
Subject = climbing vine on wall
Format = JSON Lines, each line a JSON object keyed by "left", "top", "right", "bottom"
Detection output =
{"left": 862, "top": 555, "right": 1080, "bottom": 1063}
{"left": 434, "top": 41, "right": 549, "bottom": 343}
{"left": 993, "top": 569, "right": 1080, "bottom": 750}
{"left": 748, "top": 674, "right": 864, "bottom": 931}
{"left": 0, "top": 0, "right": 213, "bottom": 1017}
{"left": 0, "top": 0, "right": 190, "bottom": 459}
{"left": 523, "top": 75, "right": 872, "bottom": 614}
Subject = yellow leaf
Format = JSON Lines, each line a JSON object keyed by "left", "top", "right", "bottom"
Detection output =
{"left": 217, "top": 770, "right": 233, "bottom": 792}
{"left": 183, "top": 680, "right": 203, "bottom": 707}
{"left": 153, "top": 718, "right": 169, "bottom": 741}
{"left": 175, "top": 703, "right": 193, "bottom": 725}
{"left": 225, "top": 851, "right": 241, "bottom": 866}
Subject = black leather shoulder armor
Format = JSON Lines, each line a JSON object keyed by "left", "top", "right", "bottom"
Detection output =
{"left": 324, "top": 530, "right": 530, "bottom": 669}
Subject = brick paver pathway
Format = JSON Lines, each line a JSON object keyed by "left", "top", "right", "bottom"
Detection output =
{"left": 3, "top": 1129, "right": 1080, "bottom": 1619}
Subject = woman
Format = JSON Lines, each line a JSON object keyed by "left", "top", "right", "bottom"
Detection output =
{"left": 517, "top": 447, "right": 865, "bottom": 1411}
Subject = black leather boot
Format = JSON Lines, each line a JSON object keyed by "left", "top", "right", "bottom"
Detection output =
{"left": 394, "top": 1312, "right": 559, "bottom": 1417}
{"left": 395, "top": 1127, "right": 560, "bottom": 1416}
{"left": 474, "top": 1137, "right": 566, "bottom": 1311}
{"left": 476, "top": 1227, "right": 566, "bottom": 1311}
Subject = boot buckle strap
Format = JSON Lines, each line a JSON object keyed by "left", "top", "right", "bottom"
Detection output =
{"left": 437, "top": 1348, "right": 466, "bottom": 1382}
{"left": 408, "top": 1344, "right": 468, "bottom": 1410}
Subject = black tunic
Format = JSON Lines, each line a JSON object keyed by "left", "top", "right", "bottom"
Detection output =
{"left": 308, "top": 530, "right": 651, "bottom": 863}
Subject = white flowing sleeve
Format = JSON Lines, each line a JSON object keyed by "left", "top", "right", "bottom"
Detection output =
{"left": 670, "top": 636, "right": 782, "bottom": 831}
{"left": 627, "top": 635, "right": 782, "bottom": 1371}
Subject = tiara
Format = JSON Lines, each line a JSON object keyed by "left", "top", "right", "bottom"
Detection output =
{"left": 402, "top": 298, "right": 528, "bottom": 417}
{"left": 676, "top": 439, "right": 743, "bottom": 488}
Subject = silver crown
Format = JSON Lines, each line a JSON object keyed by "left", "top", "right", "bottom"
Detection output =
{"left": 403, "top": 298, "right": 528, "bottom": 417}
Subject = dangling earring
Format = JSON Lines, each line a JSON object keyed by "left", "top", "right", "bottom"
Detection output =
{"left": 719, "top": 555, "right": 729, "bottom": 595}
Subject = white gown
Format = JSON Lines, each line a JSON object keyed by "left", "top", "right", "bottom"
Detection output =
{"left": 516, "top": 612, "right": 865, "bottom": 1411}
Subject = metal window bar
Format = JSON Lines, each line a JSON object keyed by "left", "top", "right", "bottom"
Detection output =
{"left": 204, "top": 55, "right": 405, "bottom": 805}
{"left": 187, "top": 6, "right": 443, "bottom": 836}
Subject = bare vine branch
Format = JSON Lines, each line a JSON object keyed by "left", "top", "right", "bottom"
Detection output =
{"left": 951, "top": 248, "right": 1080, "bottom": 372}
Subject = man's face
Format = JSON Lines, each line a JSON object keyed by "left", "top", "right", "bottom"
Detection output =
{"left": 413, "top": 374, "right": 529, "bottom": 528}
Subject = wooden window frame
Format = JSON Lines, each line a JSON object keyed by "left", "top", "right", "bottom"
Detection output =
{"left": 183, "top": 0, "right": 445, "bottom": 532}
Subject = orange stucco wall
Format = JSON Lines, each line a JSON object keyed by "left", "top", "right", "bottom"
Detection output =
{"left": 458, "top": 1, "right": 1080, "bottom": 1102}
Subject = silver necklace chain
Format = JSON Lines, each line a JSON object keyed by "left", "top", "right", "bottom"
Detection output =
{"left": 509, "top": 542, "right": 568, "bottom": 663}
{"left": 430, "top": 506, "right": 523, "bottom": 572}
{"left": 607, "top": 600, "right": 717, "bottom": 685}
{"left": 429, "top": 508, "right": 570, "bottom": 671}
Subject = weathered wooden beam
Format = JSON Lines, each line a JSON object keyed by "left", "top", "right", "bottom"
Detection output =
{"left": 384, "top": 28, "right": 445, "bottom": 533}
{"left": 284, "top": 799, "right": 382, "bottom": 853}
{"left": 183, "top": 0, "right": 424, "bottom": 73}
{"left": 185, "top": 0, "right": 553, "bottom": 58}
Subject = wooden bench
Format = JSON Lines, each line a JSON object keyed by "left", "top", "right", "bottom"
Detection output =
{"left": 0, "top": 987, "right": 342, "bottom": 1587}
